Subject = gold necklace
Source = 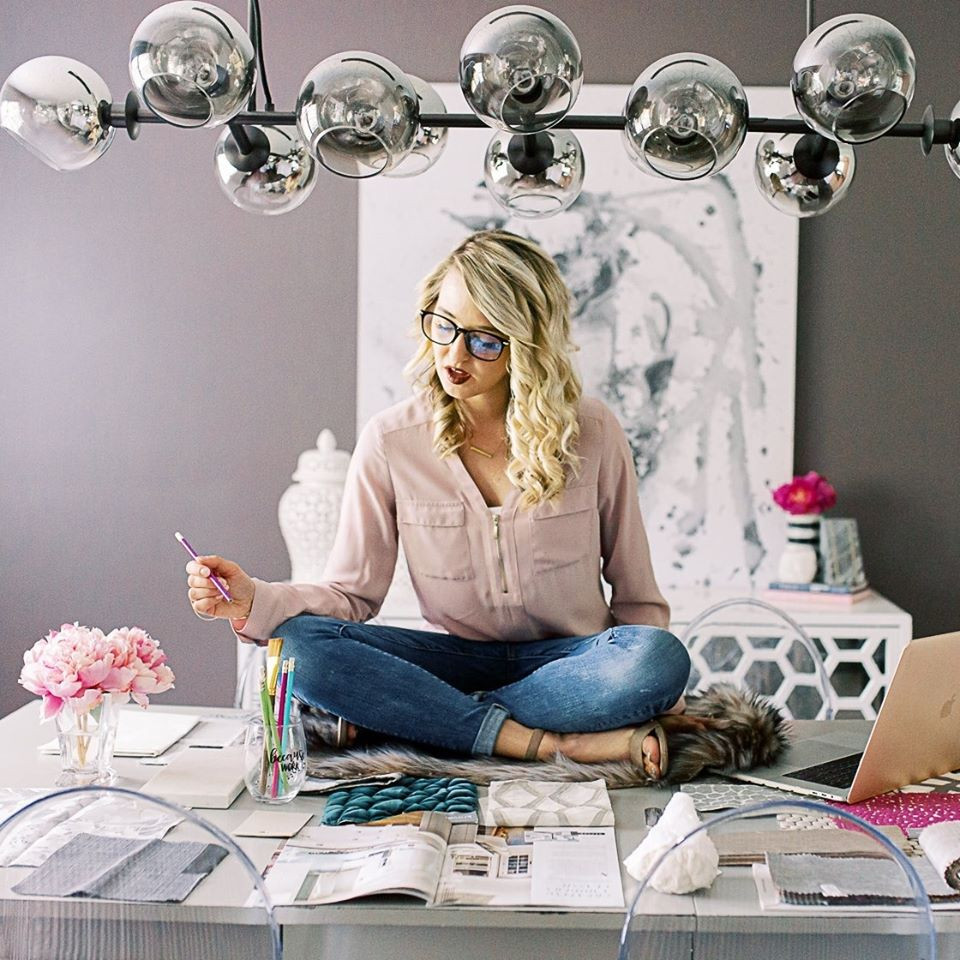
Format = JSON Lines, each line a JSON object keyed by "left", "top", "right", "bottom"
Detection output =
{"left": 467, "top": 436, "right": 506, "bottom": 459}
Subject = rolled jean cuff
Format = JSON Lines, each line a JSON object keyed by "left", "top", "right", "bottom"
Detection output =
{"left": 472, "top": 702, "right": 510, "bottom": 756}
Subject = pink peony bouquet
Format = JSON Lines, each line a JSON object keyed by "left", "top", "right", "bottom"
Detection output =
{"left": 772, "top": 470, "right": 838, "bottom": 516}
{"left": 19, "top": 623, "right": 175, "bottom": 720}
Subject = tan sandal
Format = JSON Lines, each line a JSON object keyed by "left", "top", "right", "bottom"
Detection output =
{"left": 629, "top": 720, "right": 669, "bottom": 781}
{"left": 524, "top": 728, "right": 546, "bottom": 761}
{"left": 334, "top": 716, "right": 352, "bottom": 749}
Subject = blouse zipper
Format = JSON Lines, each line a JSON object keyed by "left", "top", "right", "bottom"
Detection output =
{"left": 492, "top": 514, "right": 509, "bottom": 594}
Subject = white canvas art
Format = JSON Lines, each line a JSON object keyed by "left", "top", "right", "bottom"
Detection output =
{"left": 357, "top": 85, "right": 798, "bottom": 590}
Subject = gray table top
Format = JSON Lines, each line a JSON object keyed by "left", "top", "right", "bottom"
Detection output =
{"left": 1, "top": 701, "right": 955, "bottom": 946}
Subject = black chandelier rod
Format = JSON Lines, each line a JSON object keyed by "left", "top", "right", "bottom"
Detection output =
{"left": 103, "top": 104, "right": 960, "bottom": 146}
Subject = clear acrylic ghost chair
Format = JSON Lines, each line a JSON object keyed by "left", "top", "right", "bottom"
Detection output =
{"left": 236, "top": 641, "right": 268, "bottom": 708}
{"left": 0, "top": 784, "right": 281, "bottom": 960}
{"left": 680, "top": 597, "right": 836, "bottom": 720}
{"left": 620, "top": 797, "right": 936, "bottom": 960}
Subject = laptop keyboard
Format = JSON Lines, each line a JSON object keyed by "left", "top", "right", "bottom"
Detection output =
{"left": 787, "top": 752, "right": 864, "bottom": 789}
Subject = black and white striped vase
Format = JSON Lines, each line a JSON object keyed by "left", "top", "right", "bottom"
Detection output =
{"left": 777, "top": 513, "right": 820, "bottom": 583}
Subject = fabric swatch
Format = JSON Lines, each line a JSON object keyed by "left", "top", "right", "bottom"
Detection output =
{"left": 321, "top": 776, "right": 477, "bottom": 825}
{"left": 830, "top": 791, "right": 960, "bottom": 832}
{"left": 766, "top": 852, "right": 959, "bottom": 903}
{"left": 681, "top": 780, "right": 791, "bottom": 812}
{"left": 13, "top": 831, "right": 227, "bottom": 902}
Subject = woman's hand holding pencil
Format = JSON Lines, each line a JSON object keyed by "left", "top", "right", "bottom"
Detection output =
{"left": 184, "top": 552, "right": 256, "bottom": 622}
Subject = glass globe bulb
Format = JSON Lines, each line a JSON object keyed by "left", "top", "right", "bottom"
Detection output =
{"left": 754, "top": 118, "right": 856, "bottom": 217}
{"left": 623, "top": 54, "right": 748, "bottom": 180}
{"left": 483, "top": 128, "right": 584, "bottom": 218}
{"left": 214, "top": 125, "right": 318, "bottom": 215}
{"left": 384, "top": 76, "right": 448, "bottom": 178}
{"left": 944, "top": 99, "right": 960, "bottom": 180}
{"left": 460, "top": 4, "right": 583, "bottom": 133}
{"left": 129, "top": 1, "right": 256, "bottom": 128}
{"left": 0, "top": 56, "right": 114, "bottom": 171}
{"left": 792, "top": 14, "right": 915, "bottom": 144}
{"left": 296, "top": 51, "right": 419, "bottom": 178}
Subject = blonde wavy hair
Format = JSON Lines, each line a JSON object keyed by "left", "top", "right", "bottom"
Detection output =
{"left": 404, "top": 230, "right": 582, "bottom": 508}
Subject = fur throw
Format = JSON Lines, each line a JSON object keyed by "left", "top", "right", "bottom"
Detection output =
{"left": 302, "top": 684, "right": 790, "bottom": 788}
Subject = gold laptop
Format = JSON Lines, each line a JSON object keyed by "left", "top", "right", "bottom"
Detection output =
{"left": 728, "top": 630, "right": 960, "bottom": 803}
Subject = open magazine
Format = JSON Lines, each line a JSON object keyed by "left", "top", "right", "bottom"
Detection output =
{"left": 261, "top": 811, "right": 624, "bottom": 909}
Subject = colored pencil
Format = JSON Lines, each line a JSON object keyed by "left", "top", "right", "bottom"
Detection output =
{"left": 279, "top": 658, "right": 296, "bottom": 770}
{"left": 256, "top": 665, "right": 270, "bottom": 794}
{"left": 271, "top": 660, "right": 289, "bottom": 797}
{"left": 257, "top": 665, "right": 284, "bottom": 793}
{"left": 282, "top": 657, "right": 296, "bottom": 729}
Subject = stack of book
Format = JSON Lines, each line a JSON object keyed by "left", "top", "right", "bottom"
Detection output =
{"left": 763, "top": 581, "right": 871, "bottom": 605}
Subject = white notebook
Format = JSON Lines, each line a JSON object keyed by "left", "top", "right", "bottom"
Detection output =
{"left": 39, "top": 710, "right": 201, "bottom": 758}
{"left": 141, "top": 747, "right": 245, "bottom": 809}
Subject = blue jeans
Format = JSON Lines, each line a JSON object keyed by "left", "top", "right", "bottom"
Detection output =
{"left": 275, "top": 616, "right": 691, "bottom": 756}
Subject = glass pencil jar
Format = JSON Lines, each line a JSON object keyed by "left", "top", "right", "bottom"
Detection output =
{"left": 243, "top": 707, "right": 307, "bottom": 804}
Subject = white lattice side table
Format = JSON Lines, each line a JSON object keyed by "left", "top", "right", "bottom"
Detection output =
{"left": 669, "top": 588, "right": 912, "bottom": 720}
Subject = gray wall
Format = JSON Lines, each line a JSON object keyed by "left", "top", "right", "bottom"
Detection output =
{"left": 1, "top": 1, "right": 957, "bottom": 718}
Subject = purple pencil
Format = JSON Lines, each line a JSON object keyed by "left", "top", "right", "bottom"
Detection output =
{"left": 272, "top": 660, "right": 289, "bottom": 798}
{"left": 175, "top": 531, "right": 232, "bottom": 602}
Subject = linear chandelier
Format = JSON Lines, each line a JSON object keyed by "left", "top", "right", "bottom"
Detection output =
{"left": 2, "top": 2, "right": 958, "bottom": 219}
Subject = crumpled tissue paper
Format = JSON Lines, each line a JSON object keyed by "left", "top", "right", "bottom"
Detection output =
{"left": 623, "top": 792, "right": 720, "bottom": 894}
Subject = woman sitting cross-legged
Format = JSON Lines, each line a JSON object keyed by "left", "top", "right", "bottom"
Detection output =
{"left": 184, "top": 229, "right": 712, "bottom": 780}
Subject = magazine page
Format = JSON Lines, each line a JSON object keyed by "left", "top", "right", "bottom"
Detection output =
{"left": 262, "top": 824, "right": 446, "bottom": 905}
{"left": 433, "top": 826, "right": 624, "bottom": 909}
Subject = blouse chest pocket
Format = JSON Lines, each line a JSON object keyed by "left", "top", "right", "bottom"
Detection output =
{"left": 530, "top": 484, "right": 600, "bottom": 574}
{"left": 397, "top": 499, "right": 475, "bottom": 581}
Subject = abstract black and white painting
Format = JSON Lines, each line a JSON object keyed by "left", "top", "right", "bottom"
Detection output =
{"left": 357, "top": 85, "right": 798, "bottom": 590}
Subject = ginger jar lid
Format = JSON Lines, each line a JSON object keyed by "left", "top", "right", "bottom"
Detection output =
{"left": 291, "top": 429, "right": 351, "bottom": 484}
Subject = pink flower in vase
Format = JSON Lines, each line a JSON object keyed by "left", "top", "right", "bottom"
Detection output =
{"left": 19, "top": 622, "right": 175, "bottom": 719}
{"left": 772, "top": 471, "right": 837, "bottom": 516}
{"left": 20, "top": 623, "right": 114, "bottom": 719}
{"left": 110, "top": 626, "right": 176, "bottom": 707}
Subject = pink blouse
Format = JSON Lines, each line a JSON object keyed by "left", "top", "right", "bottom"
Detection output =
{"left": 238, "top": 394, "right": 669, "bottom": 644}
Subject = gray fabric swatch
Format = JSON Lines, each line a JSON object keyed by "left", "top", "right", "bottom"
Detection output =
{"left": 766, "top": 852, "right": 959, "bottom": 904}
{"left": 13, "top": 832, "right": 227, "bottom": 902}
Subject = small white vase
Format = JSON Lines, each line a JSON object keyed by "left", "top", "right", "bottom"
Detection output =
{"left": 777, "top": 513, "right": 821, "bottom": 584}
{"left": 54, "top": 692, "right": 121, "bottom": 786}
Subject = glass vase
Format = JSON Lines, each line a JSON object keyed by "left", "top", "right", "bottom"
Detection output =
{"left": 53, "top": 692, "right": 122, "bottom": 786}
{"left": 777, "top": 512, "right": 821, "bottom": 583}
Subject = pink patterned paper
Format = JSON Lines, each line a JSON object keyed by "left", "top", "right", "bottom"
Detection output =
{"left": 830, "top": 791, "right": 960, "bottom": 832}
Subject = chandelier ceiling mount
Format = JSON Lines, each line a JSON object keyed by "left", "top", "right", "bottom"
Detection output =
{"left": 2, "top": 0, "right": 959, "bottom": 218}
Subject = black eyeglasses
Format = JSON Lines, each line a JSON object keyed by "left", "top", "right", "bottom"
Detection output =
{"left": 420, "top": 310, "right": 509, "bottom": 362}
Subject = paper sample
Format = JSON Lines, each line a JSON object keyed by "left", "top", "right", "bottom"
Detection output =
{"left": 714, "top": 825, "right": 908, "bottom": 865}
{"left": 482, "top": 779, "right": 614, "bottom": 827}
{"left": 141, "top": 746, "right": 244, "bottom": 808}
{"left": 38, "top": 710, "right": 201, "bottom": 758}
{"left": 234, "top": 810, "right": 313, "bottom": 838}
{"left": 0, "top": 791, "right": 181, "bottom": 868}
{"left": 528, "top": 828, "right": 623, "bottom": 907}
